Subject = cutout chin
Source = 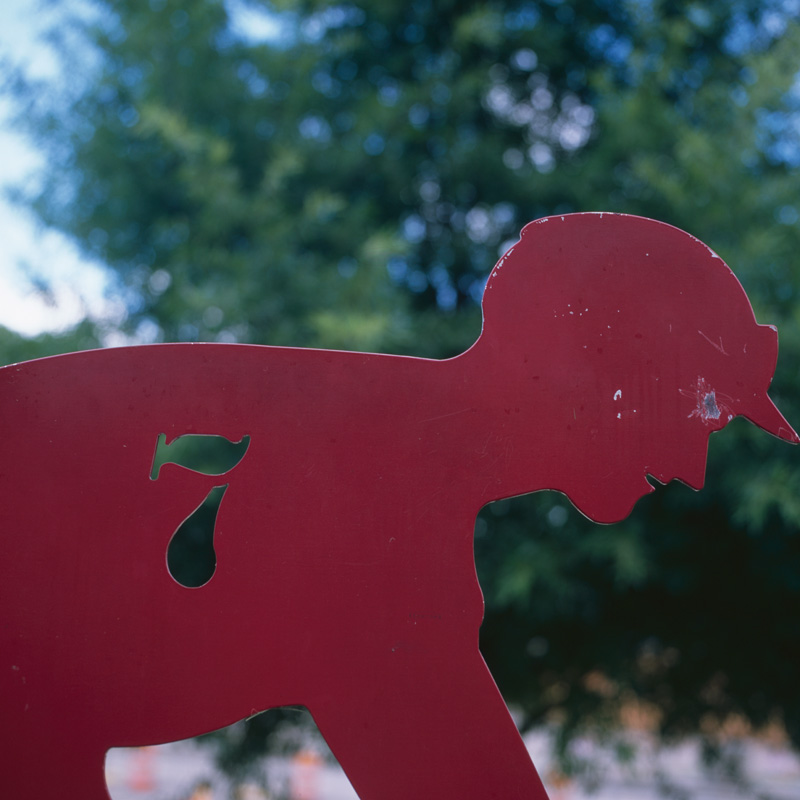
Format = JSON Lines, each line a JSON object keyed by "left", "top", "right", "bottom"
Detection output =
{"left": 674, "top": 475, "right": 704, "bottom": 491}
{"left": 646, "top": 472, "right": 704, "bottom": 492}
{"left": 566, "top": 474, "right": 653, "bottom": 525}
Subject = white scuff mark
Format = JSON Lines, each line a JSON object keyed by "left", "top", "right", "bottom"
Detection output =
{"left": 617, "top": 413, "right": 621, "bottom": 419}
{"left": 422, "top": 408, "right": 473, "bottom": 424}
{"left": 688, "top": 233, "right": 723, "bottom": 260}
{"left": 614, "top": 389, "right": 622, "bottom": 401}
{"left": 681, "top": 376, "right": 734, "bottom": 424}
{"left": 698, "top": 330, "right": 728, "bottom": 355}
{"left": 492, "top": 246, "right": 515, "bottom": 274}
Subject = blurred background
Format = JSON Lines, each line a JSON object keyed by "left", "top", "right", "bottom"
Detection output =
{"left": 2, "top": 0, "right": 800, "bottom": 797}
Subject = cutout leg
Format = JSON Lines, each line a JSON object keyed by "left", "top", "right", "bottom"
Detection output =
{"left": 4, "top": 736, "right": 111, "bottom": 800}
{"left": 311, "top": 651, "right": 549, "bottom": 800}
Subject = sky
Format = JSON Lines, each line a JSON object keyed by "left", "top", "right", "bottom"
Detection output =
{"left": 0, "top": 0, "right": 281, "bottom": 341}
{"left": 0, "top": 0, "right": 117, "bottom": 337}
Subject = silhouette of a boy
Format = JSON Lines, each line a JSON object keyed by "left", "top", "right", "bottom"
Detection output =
{"left": 1, "top": 214, "right": 795, "bottom": 799}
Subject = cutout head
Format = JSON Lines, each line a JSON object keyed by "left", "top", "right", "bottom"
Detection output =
{"left": 478, "top": 213, "right": 797, "bottom": 523}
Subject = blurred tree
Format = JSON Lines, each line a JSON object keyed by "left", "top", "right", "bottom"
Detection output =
{"left": 0, "top": 320, "right": 100, "bottom": 362}
{"left": 4, "top": 0, "right": 800, "bottom": 787}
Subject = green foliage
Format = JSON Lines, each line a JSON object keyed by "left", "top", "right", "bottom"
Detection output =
{"left": 0, "top": 321, "right": 100, "bottom": 364}
{"left": 5, "top": 0, "right": 800, "bottom": 783}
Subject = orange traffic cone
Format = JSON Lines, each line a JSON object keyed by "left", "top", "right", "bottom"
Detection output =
{"left": 128, "top": 746, "right": 157, "bottom": 793}
{"left": 289, "top": 749, "right": 322, "bottom": 799}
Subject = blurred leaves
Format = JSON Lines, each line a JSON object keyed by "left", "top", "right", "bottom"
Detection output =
{"left": 3, "top": 0, "right": 800, "bottom": 785}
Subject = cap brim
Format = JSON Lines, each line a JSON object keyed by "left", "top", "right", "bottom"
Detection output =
{"left": 743, "top": 393, "right": 799, "bottom": 443}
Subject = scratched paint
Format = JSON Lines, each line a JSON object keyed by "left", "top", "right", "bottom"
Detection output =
{"left": 703, "top": 391, "right": 721, "bottom": 420}
{"left": 698, "top": 330, "right": 729, "bottom": 356}
{"left": 688, "top": 232, "right": 723, "bottom": 260}
{"left": 682, "top": 376, "right": 731, "bottom": 423}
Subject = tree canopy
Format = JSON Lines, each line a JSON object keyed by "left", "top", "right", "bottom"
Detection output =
{"left": 4, "top": 0, "right": 800, "bottom": 786}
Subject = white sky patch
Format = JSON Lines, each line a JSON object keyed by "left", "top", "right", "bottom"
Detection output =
{"left": 0, "top": 213, "right": 124, "bottom": 336}
{"left": 0, "top": 0, "right": 123, "bottom": 338}
{"left": 0, "top": 0, "right": 82, "bottom": 82}
{"left": 0, "top": 0, "right": 291, "bottom": 340}
{"left": 225, "top": 0, "right": 290, "bottom": 43}
{"left": 0, "top": 117, "right": 121, "bottom": 337}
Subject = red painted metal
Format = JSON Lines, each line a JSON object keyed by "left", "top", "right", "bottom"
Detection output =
{"left": 1, "top": 214, "right": 796, "bottom": 799}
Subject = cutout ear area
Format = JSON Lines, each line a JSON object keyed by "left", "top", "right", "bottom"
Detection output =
{"left": 151, "top": 433, "right": 250, "bottom": 480}
{"left": 166, "top": 484, "right": 228, "bottom": 588}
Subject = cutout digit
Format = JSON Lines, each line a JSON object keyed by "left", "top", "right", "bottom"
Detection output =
{"left": 151, "top": 433, "right": 250, "bottom": 480}
{"left": 166, "top": 484, "right": 228, "bottom": 588}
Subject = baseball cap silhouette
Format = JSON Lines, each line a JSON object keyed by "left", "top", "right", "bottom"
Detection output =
{"left": 476, "top": 213, "right": 797, "bottom": 521}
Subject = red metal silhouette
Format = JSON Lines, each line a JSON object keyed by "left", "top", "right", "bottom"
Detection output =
{"left": 1, "top": 214, "right": 796, "bottom": 799}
